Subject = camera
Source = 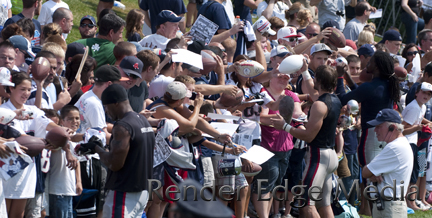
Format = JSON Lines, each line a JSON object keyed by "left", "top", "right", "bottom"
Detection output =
{"left": 253, "top": 92, "right": 265, "bottom": 105}
{"left": 22, "top": 110, "right": 33, "bottom": 118}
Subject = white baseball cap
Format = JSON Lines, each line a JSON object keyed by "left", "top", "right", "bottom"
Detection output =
{"left": 0, "top": 67, "right": 14, "bottom": 87}
{"left": 421, "top": 82, "right": 432, "bottom": 92}
{"left": 165, "top": 81, "right": 192, "bottom": 100}
{"left": 270, "top": 45, "right": 292, "bottom": 58}
{"left": 277, "top": 27, "right": 301, "bottom": 40}
{"left": 253, "top": 16, "right": 276, "bottom": 36}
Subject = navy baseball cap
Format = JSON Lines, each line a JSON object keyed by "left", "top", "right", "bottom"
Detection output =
{"left": 119, "top": 56, "right": 143, "bottom": 79}
{"left": 367, "top": 109, "right": 402, "bottom": 126}
{"left": 379, "top": 30, "right": 402, "bottom": 43}
{"left": 322, "top": 20, "right": 340, "bottom": 30}
{"left": 156, "top": 10, "right": 184, "bottom": 26}
{"left": 358, "top": 44, "right": 375, "bottom": 57}
{"left": 66, "top": 42, "right": 85, "bottom": 60}
{"left": 80, "top": 15, "right": 96, "bottom": 25}
{"left": 9, "top": 35, "right": 35, "bottom": 58}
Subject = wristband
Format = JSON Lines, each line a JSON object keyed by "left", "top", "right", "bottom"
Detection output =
{"left": 338, "top": 76, "right": 344, "bottom": 79}
{"left": 283, "top": 123, "right": 292, "bottom": 133}
{"left": 302, "top": 70, "right": 312, "bottom": 81}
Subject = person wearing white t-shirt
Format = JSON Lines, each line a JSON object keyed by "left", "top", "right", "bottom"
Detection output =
{"left": 0, "top": 0, "right": 11, "bottom": 26}
{"left": 148, "top": 53, "right": 183, "bottom": 99}
{"left": 139, "top": 10, "right": 184, "bottom": 50}
{"left": 363, "top": 109, "right": 414, "bottom": 218}
{"left": 401, "top": 82, "right": 432, "bottom": 210}
{"left": 257, "top": 0, "right": 291, "bottom": 26}
{"left": 37, "top": 0, "right": 69, "bottom": 27}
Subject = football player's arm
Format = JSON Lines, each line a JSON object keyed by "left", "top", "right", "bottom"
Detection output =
{"left": 96, "top": 124, "right": 130, "bottom": 172}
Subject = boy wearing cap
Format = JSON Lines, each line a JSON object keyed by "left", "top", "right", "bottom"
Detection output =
{"left": 402, "top": 82, "right": 432, "bottom": 210}
{"left": 358, "top": 44, "right": 375, "bottom": 69}
{"left": 37, "top": 0, "right": 69, "bottom": 28}
{"left": 75, "top": 14, "right": 125, "bottom": 69}
{"left": 277, "top": 26, "right": 301, "bottom": 48}
{"left": 8, "top": 35, "right": 35, "bottom": 72}
{"left": 79, "top": 15, "right": 97, "bottom": 39}
{"left": 117, "top": 56, "right": 143, "bottom": 90}
{"left": 379, "top": 30, "right": 403, "bottom": 55}
{"left": 362, "top": 109, "right": 413, "bottom": 218}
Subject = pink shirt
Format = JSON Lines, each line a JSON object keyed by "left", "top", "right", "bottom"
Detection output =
{"left": 260, "top": 88, "right": 300, "bottom": 152}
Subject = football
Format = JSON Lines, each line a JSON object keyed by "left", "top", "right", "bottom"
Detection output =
{"left": 200, "top": 50, "right": 217, "bottom": 75}
{"left": 0, "top": 108, "right": 16, "bottom": 124}
{"left": 359, "top": 68, "right": 373, "bottom": 82}
{"left": 279, "top": 96, "right": 295, "bottom": 124}
{"left": 31, "top": 57, "right": 50, "bottom": 81}
{"left": 394, "top": 66, "right": 408, "bottom": 80}
{"left": 16, "top": 135, "right": 46, "bottom": 157}
{"left": 327, "top": 27, "right": 346, "bottom": 48}
{"left": 279, "top": 55, "right": 304, "bottom": 75}
{"left": 236, "top": 60, "right": 265, "bottom": 78}
{"left": 219, "top": 89, "right": 244, "bottom": 107}
{"left": 46, "top": 127, "right": 69, "bottom": 149}
{"left": 241, "top": 162, "right": 262, "bottom": 177}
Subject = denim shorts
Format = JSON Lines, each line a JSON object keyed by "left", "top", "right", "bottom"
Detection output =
{"left": 49, "top": 194, "right": 73, "bottom": 218}
{"left": 252, "top": 150, "right": 291, "bottom": 194}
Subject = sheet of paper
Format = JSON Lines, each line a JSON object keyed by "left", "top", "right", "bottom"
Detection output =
{"left": 410, "top": 53, "right": 421, "bottom": 83}
{"left": 369, "top": 9, "right": 382, "bottom": 19}
{"left": 171, "top": 49, "right": 203, "bottom": 70}
{"left": 242, "top": 99, "right": 264, "bottom": 104}
{"left": 207, "top": 113, "right": 241, "bottom": 121}
{"left": 201, "top": 122, "right": 239, "bottom": 138}
{"left": 240, "top": 145, "right": 274, "bottom": 165}
{"left": 189, "top": 14, "right": 219, "bottom": 45}
{"left": 153, "top": 133, "right": 172, "bottom": 167}
{"left": 394, "top": 55, "right": 406, "bottom": 69}
{"left": 232, "top": 133, "right": 253, "bottom": 150}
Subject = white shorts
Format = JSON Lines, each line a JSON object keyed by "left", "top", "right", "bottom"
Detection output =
{"left": 102, "top": 190, "right": 149, "bottom": 218}
{"left": 25, "top": 192, "right": 44, "bottom": 218}
{"left": 201, "top": 156, "right": 215, "bottom": 186}
{"left": 4, "top": 161, "right": 36, "bottom": 199}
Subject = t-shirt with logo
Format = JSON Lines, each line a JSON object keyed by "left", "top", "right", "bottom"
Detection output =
{"left": 4, "top": 13, "right": 42, "bottom": 47}
{"left": 0, "top": 0, "right": 11, "bottom": 26}
{"left": 75, "top": 38, "right": 116, "bottom": 69}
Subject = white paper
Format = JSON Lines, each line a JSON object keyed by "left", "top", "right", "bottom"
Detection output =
{"left": 410, "top": 53, "right": 421, "bottom": 83}
{"left": 240, "top": 145, "right": 274, "bottom": 165}
{"left": 369, "top": 9, "right": 382, "bottom": 19}
{"left": 242, "top": 99, "right": 264, "bottom": 104}
{"left": 171, "top": 49, "right": 203, "bottom": 70}
{"left": 207, "top": 113, "right": 241, "bottom": 121}
{"left": 394, "top": 55, "right": 406, "bottom": 70}
{"left": 189, "top": 14, "right": 219, "bottom": 45}
{"left": 232, "top": 133, "right": 253, "bottom": 150}
{"left": 201, "top": 122, "right": 239, "bottom": 138}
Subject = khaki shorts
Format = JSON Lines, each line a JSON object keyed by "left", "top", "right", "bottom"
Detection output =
{"left": 372, "top": 200, "right": 407, "bottom": 218}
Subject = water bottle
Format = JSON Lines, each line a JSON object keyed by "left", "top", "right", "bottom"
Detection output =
{"left": 114, "top": 1, "right": 125, "bottom": 10}
{"left": 235, "top": 16, "right": 241, "bottom": 40}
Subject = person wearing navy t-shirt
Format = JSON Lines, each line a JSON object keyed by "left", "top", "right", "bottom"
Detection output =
{"left": 4, "top": 0, "right": 42, "bottom": 48}
{"left": 139, "top": 0, "right": 187, "bottom": 34}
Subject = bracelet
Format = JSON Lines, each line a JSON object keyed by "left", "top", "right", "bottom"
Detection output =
{"left": 302, "top": 70, "right": 312, "bottom": 81}
{"left": 283, "top": 123, "right": 292, "bottom": 133}
{"left": 338, "top": 76, "right": 344, "bottom": 79}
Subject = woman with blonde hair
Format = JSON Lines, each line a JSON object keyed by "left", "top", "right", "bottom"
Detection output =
{"left": 126, "top": 9, "right": 145, "bottom": 42}
{"left": 296, "top": 8, "right": 312, "bottom": 34}
{"left": 357, "top": 30, "right": 374, "bottom": 48}
{"left": 41, "top": 23, "right": 62, "bottom": 45}
{"left": 286, "top": 2, "right": 304, "bottom": 29}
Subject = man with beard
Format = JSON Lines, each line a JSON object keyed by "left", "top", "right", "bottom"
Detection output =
{"left": 79, "top": 15, "right": 97, "bottom": 39}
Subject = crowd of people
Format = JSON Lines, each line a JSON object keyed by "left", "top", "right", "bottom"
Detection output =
{"left": 1, "top": 0, "right": 432, "bottom": 218}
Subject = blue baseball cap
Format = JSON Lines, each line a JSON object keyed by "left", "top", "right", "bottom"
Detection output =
{"left": 367, "top": 109, "right": 402, "bottom": 126}
{"left": 8, "top": 35, "right": 35, "bottom": 58}
{"left": 358, "top": 44, "right": 375, "bottom": 57}
{"left": 80, "top": 15, "right": 96, "bottom": 25}
{"left": 379, "top": 30, "right": 402, "bottom": 44}
{"left": 66, "top": 42, "right": 85, "bottom": 60}
{"left": 119, "top": 56, "right": 143, "bottom": 79}
{"left": 156, "top": 10, "right": 184, "bottom": 26}
{"left": 322, "top": 20, "right": 340, "bottom": 30}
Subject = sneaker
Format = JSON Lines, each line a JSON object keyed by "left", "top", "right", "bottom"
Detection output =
{"left": 415, "top": 200, "right": 431, "bottom": 211}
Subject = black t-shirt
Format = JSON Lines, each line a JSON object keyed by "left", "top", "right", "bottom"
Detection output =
{"left": 105, "top": 111, "right": 155, "bottom": 192}
{"left": 128, "top": 82, "right": 149, "bottom": 113}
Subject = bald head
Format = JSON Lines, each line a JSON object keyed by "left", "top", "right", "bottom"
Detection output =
{"left": 305, "top": 23, "right": 321, "bottom": 39}
{"left": 52, "top": 8, "right": 72, "bottom": 23}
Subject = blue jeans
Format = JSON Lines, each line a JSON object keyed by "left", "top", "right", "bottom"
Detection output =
{"left": 253, "top": 150, "right": 292, "bottom": 194}
{"left": 284, "top": 148, "right": 307, "bottom": 190}
{"left": 340, "top": 153, "right": 360, "bottom": 205}
{"left": 49, "top": 194, "right": 73, "bottom": 218}
{"left": 401, "top": 12, "right": 425, "bottom": 44}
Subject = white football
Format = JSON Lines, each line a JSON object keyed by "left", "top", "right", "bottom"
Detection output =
{"left": 336, "top": 57, "right": 348, "bottom": 65}
{"left": 279, "top": 55, "right": 304, "bottom": 75}
{"left": 237, "top": 60, "right": 265, "bottom": 78}
{"left": 0, "top": 108, "right": 16, "bottom": 124}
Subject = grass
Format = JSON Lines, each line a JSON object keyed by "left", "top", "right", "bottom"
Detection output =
{"left": 361, "top": 210, "right": 432, "bottom": 218}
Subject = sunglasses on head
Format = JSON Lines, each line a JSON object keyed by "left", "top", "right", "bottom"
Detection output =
{"left": 407, "top": 51, "right": 419, "bottom": 56}
{"left": 80, "top": 23, "right": 96, "bottom": 28}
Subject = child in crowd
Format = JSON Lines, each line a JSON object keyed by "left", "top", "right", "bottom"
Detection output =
{"left": 402, "top": 82, "right": 432, "bottom": 211}
{"left": 126, "top": 9, "right": 145, "bottom": 42}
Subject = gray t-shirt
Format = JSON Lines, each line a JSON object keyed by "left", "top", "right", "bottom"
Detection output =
{"left": 318, "top": 0, "right": 346, "bottom": 30}
{"left": 343, "top": 17, "right": 365, "bottom": 41}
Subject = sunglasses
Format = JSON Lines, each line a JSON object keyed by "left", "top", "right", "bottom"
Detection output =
{"left": 288, "top": 38, "right": 298, "bottom": 42}
{"left": 307, "top": 33, "right": 318, "bottom": 37}
{"left": 80, "top": 23, "right": 96, "bottom": 28}
{"left": 407, "top": 51, "right": 419, "bottom": 56}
